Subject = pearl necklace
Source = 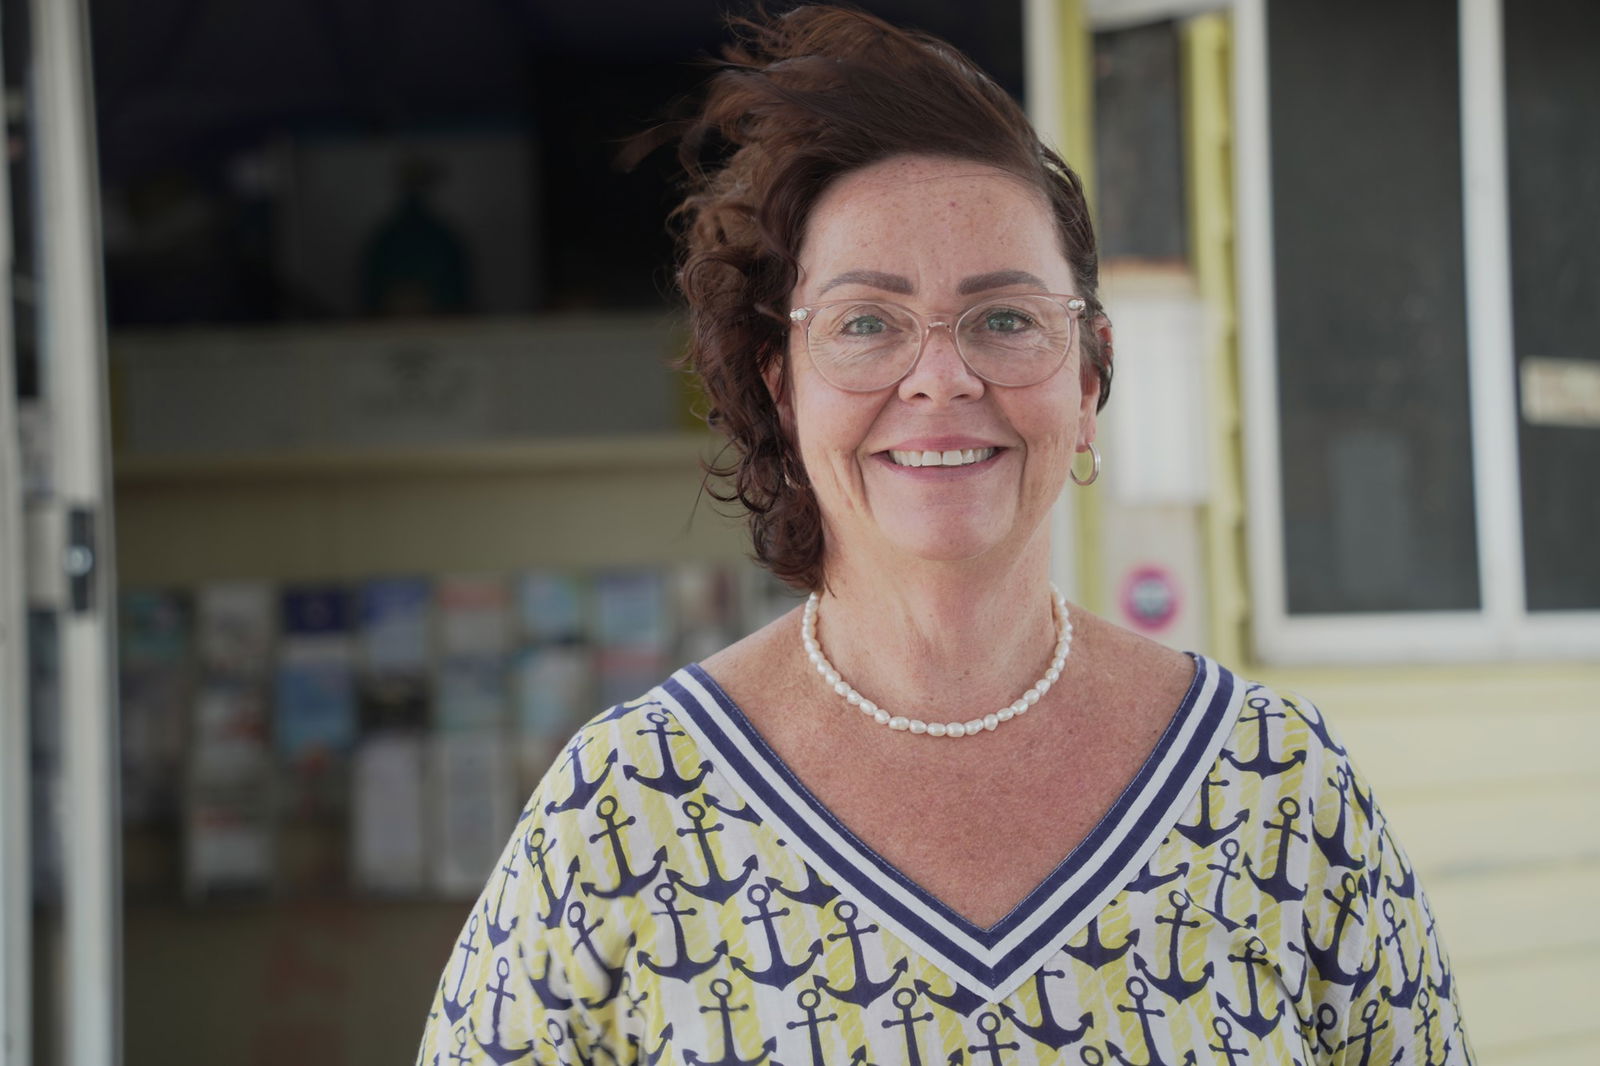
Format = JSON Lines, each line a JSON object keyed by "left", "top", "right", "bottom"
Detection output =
{"left": 801, "top": 585, "right": 1071, "bottom": 738}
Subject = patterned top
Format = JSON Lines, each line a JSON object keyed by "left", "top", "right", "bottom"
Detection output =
{"left": 418, "top": 656, "right": 1473, "bottom": 1066}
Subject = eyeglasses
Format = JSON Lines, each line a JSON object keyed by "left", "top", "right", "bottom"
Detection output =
{"left": 788, "top": 293, "right": 1087, "bottom": 392}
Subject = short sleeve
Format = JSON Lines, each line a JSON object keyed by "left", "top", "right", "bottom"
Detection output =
{"left": 415, "top": 739, "right": 623, "bottom": 1066}
{"left": 1289, "top": 692, "right": 1476, "bottom": 1066}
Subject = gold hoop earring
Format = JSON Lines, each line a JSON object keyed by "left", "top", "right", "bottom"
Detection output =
{"left": 1071, "top": 442, "right": 1100, "bottom": 487}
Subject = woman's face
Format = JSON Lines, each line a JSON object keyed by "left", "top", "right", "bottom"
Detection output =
{"left": 776, "top": 154, "right": 1101, "bottom": 573}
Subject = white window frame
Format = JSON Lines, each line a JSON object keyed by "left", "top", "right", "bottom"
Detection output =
{"left": 1234, "top": 0, "right": 1600, "bottom": 664}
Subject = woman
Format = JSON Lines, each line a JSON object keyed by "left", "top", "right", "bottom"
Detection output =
{"left": 420, "top": 8, "right": 1472, "bottom": 1064}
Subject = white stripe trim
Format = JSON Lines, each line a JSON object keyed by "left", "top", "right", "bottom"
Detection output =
{"left": 658, "top": 656, "right": 1247, "bottom": 1000}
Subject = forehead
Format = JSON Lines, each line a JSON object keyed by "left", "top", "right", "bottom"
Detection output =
{"left": 797, "top": 155, "right": 1064, "bottom": 279}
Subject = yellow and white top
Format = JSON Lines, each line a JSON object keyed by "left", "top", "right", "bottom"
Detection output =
{"left": 418, "top": 656, "right": 1473, "bottom": 1065}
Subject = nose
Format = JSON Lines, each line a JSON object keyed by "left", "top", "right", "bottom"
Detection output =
{"left": 897, "top": 320, "right": 985, "bottom": 403}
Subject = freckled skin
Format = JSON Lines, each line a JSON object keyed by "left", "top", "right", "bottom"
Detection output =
{"left": 772, "top": 154, "right": 1101, "bottom": 571}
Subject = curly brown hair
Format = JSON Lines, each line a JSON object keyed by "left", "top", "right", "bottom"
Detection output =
{"left": 658, "top": 5, "right": 1110, "bottom": 592}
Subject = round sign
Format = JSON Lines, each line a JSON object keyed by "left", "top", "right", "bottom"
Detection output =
{"left": 1120, "top": 565, "right": 1182, "bottom": 633}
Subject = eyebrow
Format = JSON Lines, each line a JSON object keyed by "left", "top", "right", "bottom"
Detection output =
{"left": 957, "top": 270, "right": 1049, "bottom": 295}
{"left": 816, "top": 268, "right": 1051, "bottom": 297}
{"left": 819, "top": 270, "right": 913, "bottom": 295}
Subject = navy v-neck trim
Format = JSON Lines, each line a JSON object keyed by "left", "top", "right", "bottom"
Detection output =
{"left": 655, "top": 654, "right": 1244, "bottom": 1001}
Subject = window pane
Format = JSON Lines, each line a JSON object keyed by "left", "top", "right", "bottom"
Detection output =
{"left": 1506, "top": 0, "right": 1600, "bottom": 611}
{"left": 1267, "top": 0, "right": 1479, "bottom": 614}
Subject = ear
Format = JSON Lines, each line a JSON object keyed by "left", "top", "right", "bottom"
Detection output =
{"left": 763, "top": 349, "right": 796, "bottom": 440}
{"left": 1075, "top": 314, "right": 1112, "bottom": 450}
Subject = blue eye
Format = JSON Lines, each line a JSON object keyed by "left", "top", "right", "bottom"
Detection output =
{"left": 982, "top": 308, "right": 1034, "bottom": 332}
{"left": 841, "top": 314, "right": 888, "bottom": 336}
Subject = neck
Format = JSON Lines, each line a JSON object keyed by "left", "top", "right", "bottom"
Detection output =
{"left": 809, "top": 540, "right": 1064, "bottom": 723}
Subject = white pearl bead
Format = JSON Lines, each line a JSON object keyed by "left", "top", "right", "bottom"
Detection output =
{"left": 803, "top": 582, "right": 1070, "bottom": 739}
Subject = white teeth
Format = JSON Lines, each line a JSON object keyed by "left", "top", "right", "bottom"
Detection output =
{"left": 888, "top": 447, "right": 996, "bottom": 468}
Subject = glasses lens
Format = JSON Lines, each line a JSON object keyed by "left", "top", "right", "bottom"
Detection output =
{"left": 956, "top": 295, "right": 1074, "bottom": 386}
{"left": 804, "top": 301, "right": 922, "bottom": 390}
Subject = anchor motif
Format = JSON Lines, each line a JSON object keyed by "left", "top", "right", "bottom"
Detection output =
{"left": 1245, "top": 797, "right": 1308, "bottom": 903}
{"left": 1381, "top": 826, "right": 1417, "bottom": 899}
{"left": 732, "top": 882, "right": 824, "bottom": 988}
{"left": 1304, "top": 1003, "right": 1340, "bottom": 1058}
{"left": 1062, "top": 914, "right": 1140, "bottom": 968}
{"left": 1339, "top": 1000, "right": 1390, "bottom": 1066}
{"left": 1125, "top": 851, "right": 1189, "bottom": 895}
{"left": 448, "top": 1024, "right": 473, "bottom": 1066}
{"left": 443, "top": 914, "right": 480, "bottom": 1023}
{"left": 785, "top": 987, "right": 839, "bottom": 1066}
{"left": 672, "top": 799, "right": 760, "bottom": 903}
{"left": 1304, "top": 872, "right": 1380, "bottom": 997}
{"left": 815, "top": 900, "right": 909, "bottom": 1008}
{"left": 913, "top": 973, "right": 989, "bottom": 1017}
{"left": 483, "top": 854, "right": 521, "bottom": 947}
{"left": 1279, "top": 940, "right": 1310, "bottom": 1002}
{"left": 594, "top": 697, "right": 662, "bottom": 726}
{"left": 1131, "top": 890, "right": 1214, "bottom": 1004}
{"left": 566, "top": 900, "right": 633, "bottom": 1007}
{"left": 1313, "top": 765, "right": 1366, "bottom": 869}
{"left": 1224, "top": 693, "right": 1307, "bottom": 778}
{"left": 999, "top": 967, "right": 1093, "bottom": 1050}
{"left": 1105, "top": 977, "right": 1197, "bottom": 1066}
{"left": 1379, "top": 898, "right": 1424, "bottom": 1008}
{"left": 847, "top": 1045, "right": 884, "bottom": 1066}
{"left": 545, "top": 736, "right": 620, "bottom": 815}
{"left": 630, "top": 1024, "right": 675, "bottom": 1066}
{"left": 769, "top": 865, "right": 839, "bottom": 909}
{"left": 882, "top": 987, "right": 934, "bottom": 1066}
{"left": 967, "top": 1012, "right": 1020, "bottom": 1066}
{"left": 473, "top": 956, "right": 536, "bottom": 1064}
{"left": 637, "top": 881, "right": 728, "bottom": 981}
{"left": 1202, "top": 839, "right": 1256, "bottom": 932}
{"left": 582, "top": 796, "right": 669, "bottom": 899}
{"left": 1214, "top": 936, "right": 1284, "bottom": 1038}
{"left": 1206, "top": 1018, "right": 1247, "bottom": 1066}
{"left": 519, "top": 942, "right": 574, "bottom": 1012}
{"left": 1412, "top": 988, "right": 1443, "bottom": 1066}
{"left": 1175, "top": 768, "right": 1250, "bottom": 847}
{"left": 1286, "top": 694, "right": 1345, "bottom": 755}
{"left": 624, "top": 711, "right": 712, "bottom": 797}
{"left": 524, "top": 827, "right": 581, "bottom": 929}
{"left": 705, "top": 792, "right": 762, "bottom": 826}
{"left": 618, "top": 970, "right": 649, "bottom": 1022}
{"left": 683, "top": 977, "right": 777, "bottom": 1066}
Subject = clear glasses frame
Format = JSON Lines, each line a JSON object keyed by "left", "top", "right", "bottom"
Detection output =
{"left": 787, "top": 293, "right": 1088, "bottom": 392}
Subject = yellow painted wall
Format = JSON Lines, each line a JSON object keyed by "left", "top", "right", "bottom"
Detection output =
{"left": 1166, "top": 11, "right": 1600, "bottom": 1065}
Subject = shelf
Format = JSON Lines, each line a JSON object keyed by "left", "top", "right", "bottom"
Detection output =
{"left": 114, "top": 432, "right": 728, "bottom": 485}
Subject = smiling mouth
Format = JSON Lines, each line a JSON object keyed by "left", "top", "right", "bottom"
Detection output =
{"left": 886, "top": 447, "right": 998, "bottom": 468}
